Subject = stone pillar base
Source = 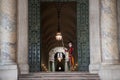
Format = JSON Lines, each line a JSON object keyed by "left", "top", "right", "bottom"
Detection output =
{"left": 89, "top": 63, "right": 100, "bottom": 73}
{"left": 0, "top": 64, "right": 18, "bottom": 80}
{"left": 18, "top": 64, "right": 29, "bottom": 74}
{"left": 99, "top": 64, "right": 120, "bottom": 80}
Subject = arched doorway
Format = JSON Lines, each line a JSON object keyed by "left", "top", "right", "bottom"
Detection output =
{"left": 49, "top": 47, "right": 69, "bottom": 72}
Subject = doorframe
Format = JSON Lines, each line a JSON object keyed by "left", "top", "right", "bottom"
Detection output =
{"left": 17, "top": 0, "right": 101, "bottom": 74}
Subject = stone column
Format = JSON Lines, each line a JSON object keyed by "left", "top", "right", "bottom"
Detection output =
{"left": 48, "top": 61, "right": 50, "bottom": 71}
{"left": 65, "top": 61, "right": 68, "bottom": 72}
{"left": 89, "top": 0, "right": 101, "bottom": 74}
{"left": 17, "top": 0, "right": 29, "bottom": 74}
{"left": 0, "top": 0, "right": 18, "bottom": 80}
{"left": 99, "top": 0, "right": 120, "bottom": 80}
{"left": 65, "top": 52, "right": 69, "bottom": 72}
{"left": 52, "top": 61, "right": 55, "bottom": 72}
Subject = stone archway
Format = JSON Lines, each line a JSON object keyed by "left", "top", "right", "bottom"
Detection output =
{"left": 49, "top": 47, "right": 69, "bottom": 72}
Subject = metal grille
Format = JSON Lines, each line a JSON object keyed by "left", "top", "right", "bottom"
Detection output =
{"left": 77, "top": 0, "right": 90, "bottom": 71}
{"left": 28, "top": 0, "right": 41, "bottom": 72}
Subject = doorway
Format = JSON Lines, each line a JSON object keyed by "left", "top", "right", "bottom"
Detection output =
{"left": 28, "top": 0, "right": 89, "bottom": 72}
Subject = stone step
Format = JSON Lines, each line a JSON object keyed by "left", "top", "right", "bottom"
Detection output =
{"left": 19, "top": 72, "right": 100, "bottom": 80}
